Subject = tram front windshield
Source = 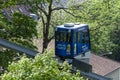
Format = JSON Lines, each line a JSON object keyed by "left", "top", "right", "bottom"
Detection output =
{"left": 55, "top": 31, "right": 71, "bottom": 43}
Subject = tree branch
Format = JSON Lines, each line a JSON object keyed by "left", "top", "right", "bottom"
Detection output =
{"left": 37, "top": 5, "right": 48, "bottom": 16}
{"left": 63, "top": 9, "right": 84, "bottom": 19}
{"left": 41, "top": 16, "right": 45, "bottom": 28}
{"left": 63, "top": 9, "right": 77, "bottom": 17}
{"left": 48, "top": 35, "right": 54, "bottom": 43}
{"left": 49, "top": 0, "right": 53, "bottom": 12}
{"left": 90, "top": 26, "right": 100, "bottom": 31}
{"left": 52, "top": 7, "right": 68, "bottom": 11}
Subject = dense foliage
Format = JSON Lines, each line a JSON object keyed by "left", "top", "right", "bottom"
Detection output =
{"left": 0, "top": 10, "right": 38, "bottom": 69}
{"left": 69, "top": 0, "right": 120, "bottom": 60}
{"left": 1, "top": 50, "right": 83, "bottom": 80}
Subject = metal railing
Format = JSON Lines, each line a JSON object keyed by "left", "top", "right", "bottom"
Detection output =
{"left": 0, "top": 38, "right": 38, "bottom": 57}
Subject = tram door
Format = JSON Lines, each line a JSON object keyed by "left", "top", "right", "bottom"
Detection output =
{"left": 76, "top": 31, "right": 82, "bottom": 55}
{"left": 55, "top": 30, "right": 72, "bottom": 57}
{"left": 76, "top": 29, "right": 90, "bottom": 55}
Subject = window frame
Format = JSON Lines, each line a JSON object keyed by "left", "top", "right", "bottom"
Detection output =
{"left": 55, "top": 31, "right": 71, "bottom": 43}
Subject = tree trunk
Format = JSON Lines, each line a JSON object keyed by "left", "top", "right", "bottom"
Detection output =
{"left": 42, "top": 0, "right": 52, "bottom": 53}
{"left": 42, "top": 15, "right": 51, "bottom": 53}
{"left": 42, "top": 35, "right": 48, "bottom": 53}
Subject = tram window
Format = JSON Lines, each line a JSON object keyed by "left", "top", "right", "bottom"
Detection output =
{"left": 66, "top": 32, "right": 71, "bottom": 43}
{"left": 82, "top": 30, "right": 89, "bottom": 43}
{"left": 78, "top": 32, "right": 81, "bottom": 43}
{"left": 82, "top": 32, "right": 85, "bottom": 43}
{"left": 56, "top": 31, "right": 60, "bottom": 41}
{"left": 61, "top": 32, "right": 67, "bottom": 42}
{"left": 74, "top": 32, "right": 77, "bottom": 43}
{"left": 55, "top": 31, "right": 68, "bottom": 42}
{"left": 85, "top": 31, "right": 89, "bottom": 43}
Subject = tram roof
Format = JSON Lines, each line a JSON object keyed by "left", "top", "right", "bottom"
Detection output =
{"left": 56, "top": 23, "right": 88, "bottom": 29}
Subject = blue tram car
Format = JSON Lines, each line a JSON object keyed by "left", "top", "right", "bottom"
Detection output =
{"left": 55, "top": 23, "right": 90, "bottom": 59}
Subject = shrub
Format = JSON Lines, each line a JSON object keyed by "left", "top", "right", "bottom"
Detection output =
{"left": 2, "top": 50, "right": 84, "bottom": 80}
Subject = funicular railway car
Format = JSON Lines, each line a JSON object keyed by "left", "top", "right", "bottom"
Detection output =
{"left": 55, "top": 23, "right": 91, "bottom": 59}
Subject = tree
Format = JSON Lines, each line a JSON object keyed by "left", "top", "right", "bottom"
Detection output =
{"left": 109, "top": 19, "right": 120, "bottom": 60}
{"left": 4, "top": 0, "right": 85, "bottom": 53}
{"left": 109, "top": 28, "right": 120, "bottom": 60}
{"left": 1, "top": 50, "right": 84, "bottom": 80}
{"left": 69, "top": 0, "right": 120, "bottom": 55}
{"left": 0, "top": 5, "right": 38, "bottom": 69}
{"left": 28, "top": 0, "right": 68, "bottom": 53}
{"left": 0, "top": 0, "right": 78, "bottom": 70}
